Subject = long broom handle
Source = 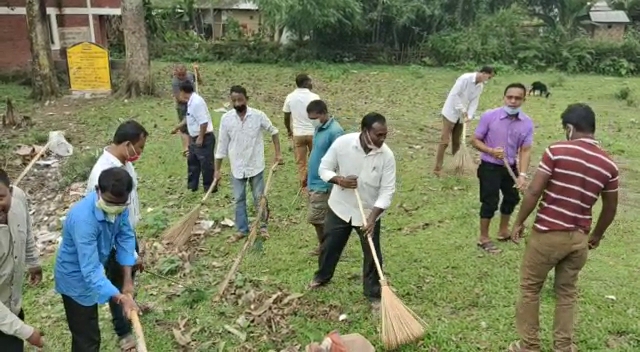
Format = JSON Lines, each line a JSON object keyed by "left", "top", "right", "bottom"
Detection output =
{"left": 14, "top": 141, "right": 51, "bottom": 186}
{"left": 200, "top": 177, "right": 219, "bottom": 204}
{"left": 127, "top": 294, "right": 148, "bottom": 352}
{"left": 193, "top": 64, "right": 199, "bottom": 93}
{"left": 503, "top": 156, "right": 518, "bottom": 182}
{"left": 213, "top": 163, "right": 278, "bottom": 302}
{"left": 354, "top": 189, "right": 386, "bottom": 282}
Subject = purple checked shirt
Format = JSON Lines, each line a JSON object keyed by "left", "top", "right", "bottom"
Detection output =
{"left": 474, "top": 107, "right": 534, "bottom": 165}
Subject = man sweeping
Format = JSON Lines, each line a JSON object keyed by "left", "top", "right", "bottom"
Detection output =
{"left": 309, "top": 113, "right": 396, "bottom": 313}
{"left": 0, "top": 169, "right": 45, "bottom": 351}
{"left": 283, "top": 73, "right": 320, "bottom": 191}
{"left": 434, "top": 66, "right": 494, "bottom": 176}
{"left": 508, "top": 103, "right": 619, "bottom": 352}
{"left": 172, "top": 81, "right": 216, "bottom": 193}
{"left": 55, "top": 167, "right": 139, "bottom": 352}
{"left": 172, "top": 64, "right": 203, "bottom": 156}
{"left": 305, "top": 100, "right": 344, "bottom": 255}
{"left": 86, "top": 120, "right": 147, "bottom": 352}
{"left": 215, "top": 85, "right": 283, "bottom": 243}
{"left": 471, "top": 83, "right": 533, "bottom": 254}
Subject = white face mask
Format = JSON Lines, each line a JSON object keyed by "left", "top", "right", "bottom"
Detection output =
{"left": 310, "top": 119, "right": 322, "bottom": 128}
{"left": 363, "top": 131, "right": 379, "bottom": 151}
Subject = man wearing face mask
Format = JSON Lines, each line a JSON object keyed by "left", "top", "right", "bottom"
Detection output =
{"left": 309, "top": 113, "right": 396, "bottom": 314}
{"left": 305, "top": 100, "right": 344, "bottom": 255}
{"left": 283, "top": 73, "right": 320, "bottom": 191}
{"left": 216, "top": 85, "right": 284, "bottom": 243}
{"left": 85, "top": 120, "right": 147, "bottom": 352}
{"left": 471, "top": 83, "right": 534, "bottom": 254}
{"left": 507, "top": 104, "right": 619, "bottom": 352}
{"left": 172, "top": 81, "right": 216, "bottom": 193}
{"left": 434, "top": 66, "right": 495, "bottom": 176}
{"left": 55, "top": 167, "right": 139, "bottom": 352}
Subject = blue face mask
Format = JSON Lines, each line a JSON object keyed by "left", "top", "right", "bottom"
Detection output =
{"left": 503, "top": 106, "right": 521, "bottom": 115}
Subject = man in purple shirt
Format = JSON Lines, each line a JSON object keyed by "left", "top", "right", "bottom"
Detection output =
{"left": 471, "top": 83, "right": 534, "bottom": 254}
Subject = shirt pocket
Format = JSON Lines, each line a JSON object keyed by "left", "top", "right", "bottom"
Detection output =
{"left": 361, "top": 165, "right": 382, "bottom": 188}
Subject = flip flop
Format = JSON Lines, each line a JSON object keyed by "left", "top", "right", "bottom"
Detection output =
{"left": 477, "top": 241, "right": 501, "bottom": 254}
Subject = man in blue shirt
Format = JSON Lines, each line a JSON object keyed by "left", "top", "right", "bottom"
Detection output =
{"left": 55, "top": 167, "right": 138, "bottom": 352}
{"left": 306, "top": 100, "right": 344, "bottom": 255}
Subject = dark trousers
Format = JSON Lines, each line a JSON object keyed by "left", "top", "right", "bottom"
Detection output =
{"left": 314, "top": 208, "right": 383, "bottom": 300}
{"left": 0, "top": 309, "right": 25, "bottom": 352}
{"left": 106, "top": 244, "right": 139, "bottom": 339}
{"left": 187, "top": 132, "right": 215, "bottom": 191}
{"left": 478, "top": 160, "right": 521, "bottom": 218}
{"left": 62, "top": 295, "right": 101, "bottom": 352}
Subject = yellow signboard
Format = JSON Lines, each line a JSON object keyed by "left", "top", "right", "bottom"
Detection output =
{"left": 66, "top": 42, "right": 112, "bottom": 92}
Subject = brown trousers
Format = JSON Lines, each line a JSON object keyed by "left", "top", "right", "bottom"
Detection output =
{"left": 434, "top": 117, "right": 463, "bottom": 170}
{"left": 516, "top": 230, "right": 589, "bottom": 352}
{"left": 294, "top": 135, "right": 314, "bottom": 188}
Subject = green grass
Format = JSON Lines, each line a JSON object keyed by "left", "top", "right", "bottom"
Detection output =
{"left": 3, "top": 63, "right": 640, "bottom": 351}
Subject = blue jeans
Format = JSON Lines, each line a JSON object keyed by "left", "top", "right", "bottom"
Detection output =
{"left": 231, "top": 171, "right": 268, "bottom": 235}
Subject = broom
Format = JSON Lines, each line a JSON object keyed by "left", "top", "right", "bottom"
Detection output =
{"left": 193, "top": 64, "right": 199, "bottom": 93}
{"left": 449, "top": 118, "right": 475, "bottom": 176}
{"left": 127, "top": 294, "right": 148, "bottom": 352}
{"left": 162, "top": 179, "right": 219, "bottom": 249}
{"left": 213, "top": 163, "right": 278, "bottom": 302}
{"left": 354, "top": 189, "right": 427, "bottom": 350}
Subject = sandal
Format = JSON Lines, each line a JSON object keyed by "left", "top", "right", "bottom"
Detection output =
{"left": 227, "top": 233, "right": 246, "bottom": 243}
{"left": 477, "top": 241, "right": 502, "bottom": 254}
{"left": 119, "top": 334, "right": 137, "bottom": 352}
{"left": 497, "top": 233, "right": 511, "bottom": 242}
{"left": 508, "top": 341, "right": 524, "bottom": 352}
{"left": 260, "top": 228, "right": 270, "bottom": 240}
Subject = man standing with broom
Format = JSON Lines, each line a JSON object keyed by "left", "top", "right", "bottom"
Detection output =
{"left": 172, "top": 81, "right": 216, "bottom": 193}
{"left": 283, "top": 73, "right": 320, "bottom": 192}
{"left": 215, "top": 85, "right": 284, "bottom": 243}
{"left": 86, "top": 120, "right": 148, "bottom": 352}
{"left": 309, "top": 112, "right": 396, "bottom": 313}
{"left": 471, "top": 83, "right": 534, "bottom": 254}
{"left": 0, "top": 169, "right": 46, "bottom": 351}
{"left": 172, "top": 64, "right": 203, "bottom": 156}
{"left": 305, "top": 100, "right": 344, "bottom": 255}
{"left": 55, "top": 167, "right": 139, "bottom": 352}
{"left": 434, "top": 66, "right": 494, "bottom": 176}
{"left": 508, "top": 104, "right": 619, "bottom": 352}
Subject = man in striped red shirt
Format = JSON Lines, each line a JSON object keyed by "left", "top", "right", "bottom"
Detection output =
{"left": 508, "top": 104, "right": 619, "bottom": 352}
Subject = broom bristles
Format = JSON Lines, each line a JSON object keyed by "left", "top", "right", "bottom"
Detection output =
{"left": 161, "top": 205, "right": 201, "bottom": 248}
{"left": 449, "top": 147, "right": 475, "bottom": 176}
{"left": 380, "top": 285, "right": 427, "bottom": 350}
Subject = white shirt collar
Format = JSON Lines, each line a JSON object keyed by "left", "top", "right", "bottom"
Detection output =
{"left": 102, "top": 147, "right": 125, "bottom": 166}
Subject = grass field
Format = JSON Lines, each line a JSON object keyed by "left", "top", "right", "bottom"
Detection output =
{"left": 2, "top": 63, "right": 640, "bottom": 351}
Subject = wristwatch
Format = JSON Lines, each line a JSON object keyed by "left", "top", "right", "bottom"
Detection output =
{"left": 519, "top": 172, "right": 528, "bottom": 179}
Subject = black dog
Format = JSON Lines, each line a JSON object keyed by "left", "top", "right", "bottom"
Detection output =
{"left": 529, "top": 81, "right": 551, "bottom": 98}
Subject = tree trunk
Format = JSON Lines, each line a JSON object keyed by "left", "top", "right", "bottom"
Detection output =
{"left": 120, "top": 0, "right": 153, "bottom": 98}
{"left": 25, "top": 0, "right": 60, "bottom": 102}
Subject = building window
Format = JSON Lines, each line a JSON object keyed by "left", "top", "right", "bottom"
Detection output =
{"left": 47, "top": 13, "right": 61, "bottom": 50}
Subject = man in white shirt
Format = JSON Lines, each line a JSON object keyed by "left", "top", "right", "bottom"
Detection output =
{"left": 433, "top": 66, "right": 494, "bottom": 176}
{"left": 85, "top": 120, "right": 147, "bottom": 351}
{"left": 214, "top": 85, "right": 284, "bottom": 243}
{"left": 172, "top": 81, "right": 216, "bottom": 193}
{"left": 283, "top": 74, "right": 320, "bottom": 190}
{"left": 308, "top": 113, "right": 396, "bottom": 313}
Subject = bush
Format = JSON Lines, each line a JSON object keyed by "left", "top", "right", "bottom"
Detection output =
{"left": 423, "top": 7, "right": 640, "bottom": 77}
{"left": 146, "top": 8, "right": 640, "bottom": 77}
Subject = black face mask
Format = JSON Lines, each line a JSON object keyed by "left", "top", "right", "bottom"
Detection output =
{"left": 234, "top": 104, "right": 247, "bottom": 113}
